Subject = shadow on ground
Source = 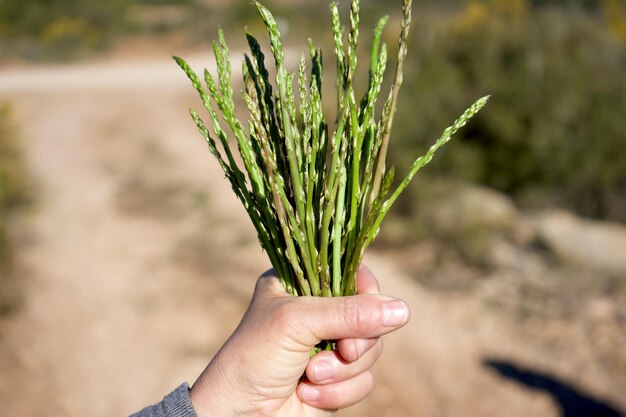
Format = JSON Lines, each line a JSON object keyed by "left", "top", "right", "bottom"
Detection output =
{"left": 484, "top": 359, "right": 624, "bottom": 417}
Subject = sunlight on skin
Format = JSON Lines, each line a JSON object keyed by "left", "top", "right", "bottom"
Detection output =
{"left": 189, "top": 266, "right": 410, "bottom": 417}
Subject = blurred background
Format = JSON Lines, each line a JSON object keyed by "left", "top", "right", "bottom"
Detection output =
{"left": 1, "top": 0, "right": 625, "bottom": 416}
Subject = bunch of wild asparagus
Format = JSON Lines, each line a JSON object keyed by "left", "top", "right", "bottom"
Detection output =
{"left": 175, "top": 0, "right": 488, "bottom": 299}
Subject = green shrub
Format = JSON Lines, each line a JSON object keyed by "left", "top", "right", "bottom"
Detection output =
{"left": 0, "top": 104, "right": 30, "bottom": 313}
{"left": 391, "top": 0, "right": 626, "bottom": 222}
{"left": 0, "top": 0, "right": 130, "bottom": 59}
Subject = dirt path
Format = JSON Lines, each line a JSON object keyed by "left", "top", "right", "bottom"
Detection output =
{"left": 0, "top": 55, "right": 621, "bottom": 416}
{"left": 0, "top": 53, "right": 261, "bottom": 416}
{"left": 0, "top": 53, "right": 215, "bottom": 93}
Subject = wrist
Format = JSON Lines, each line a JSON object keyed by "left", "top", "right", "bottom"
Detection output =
{"left": 189, "top": 353, "right": 246, "bottom": 417}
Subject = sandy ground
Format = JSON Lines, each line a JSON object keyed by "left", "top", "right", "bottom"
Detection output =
{"left": 0, "top": 54, "right": 623, "bottom": 417}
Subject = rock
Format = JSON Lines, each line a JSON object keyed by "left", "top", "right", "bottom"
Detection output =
{"left": 511, "top": 215, "right": 539, "bottom": 247}
{"left": 422, "top": 182, "right": 519, "bottom": 235}
{"left": 536, "top": 210, "right": 626, "bottom": 275}
{"left": 484, "top": 236, "right": 546, "bottom": 274}
{"left": 585, "top": 298, "right": 618, "bottom": 323}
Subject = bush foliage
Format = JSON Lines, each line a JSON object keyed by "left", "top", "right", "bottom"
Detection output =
{"left": 0, "top": 104, "right": 30, "bottom": 313}
{"left": 1, "top": 0, "right": 624, "bottom": 222}
{"left": 391, "top": 0, "right": 626, "bottom": 222}
{"left": 0, "top": 0, "right": 130, "bottom": 59}
{"left": 0, "top": 104, "right": 27, "bottom": 262}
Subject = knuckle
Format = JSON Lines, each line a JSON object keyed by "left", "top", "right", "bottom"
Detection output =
{"left": 342, "top": 297, "right": 374, "bottom": 334}
{"left": 342, "top": 297, "right": 362, "bottom": 333}
{"left": 272, "top": 300, "right": 298, "bottom": 329}
{"left": 255, "top": 273, "right": 289, "bottom": 298}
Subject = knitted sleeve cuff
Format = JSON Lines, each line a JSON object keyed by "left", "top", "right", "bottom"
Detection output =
{"left": 130, "top": 383, "right": 198, "bottom": 417}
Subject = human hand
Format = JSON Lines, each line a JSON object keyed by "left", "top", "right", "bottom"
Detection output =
{"left": 189, "top": 266, "right": 410, "bottom": 417}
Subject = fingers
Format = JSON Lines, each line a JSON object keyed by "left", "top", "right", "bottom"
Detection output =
{"left": 298, "top": 371, "right": 374, "bottom": 409}
{"left": 336, "top": 337, "right": 379, "bottom": 363}
{"left": 356, "top": 265, "right": 380, "bottom": 295}
{"left": 298, "top": 295, "right": 410, "bottom": 344}
{"left": 306, "top": 339, "right": 383, "bottom": 385}
{"left": 343, "top": 266, "right": 381, "bottom": 361}
{"left": 254, "top": 266, "right": 410, "bottom": 347}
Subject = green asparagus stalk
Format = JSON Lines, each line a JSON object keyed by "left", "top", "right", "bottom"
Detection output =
{"left": 174, "top": 0, "right": 488, "bottom": 306}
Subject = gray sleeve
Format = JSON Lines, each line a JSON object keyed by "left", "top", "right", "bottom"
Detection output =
{"left": 130, "top": 383, "right": 198, "bottom": 417}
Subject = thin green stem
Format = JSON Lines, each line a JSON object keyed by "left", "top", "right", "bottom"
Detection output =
{"left": 332, "top": 167, "right": 348, "bottom": 296}
{"left": 370, "top": 0, "right": 413, "bottom": 209}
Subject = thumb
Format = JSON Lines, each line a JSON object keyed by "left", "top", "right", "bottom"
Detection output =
{"left": 292, "top": 294, "right": 410, "bottom": 346}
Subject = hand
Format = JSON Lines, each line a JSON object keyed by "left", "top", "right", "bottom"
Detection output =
{"left": 189, "top": 266, "right": 411, "bottom": 417}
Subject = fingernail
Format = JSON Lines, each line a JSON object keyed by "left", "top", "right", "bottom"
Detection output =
{"left": 301, "top": 385, "right": 320, "bottom": 401}
{"left": 314, "top": 361, "right": 334, "bottom": 382}
{"left": 383, "top": 300, "right": 408, "bottom": 327}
